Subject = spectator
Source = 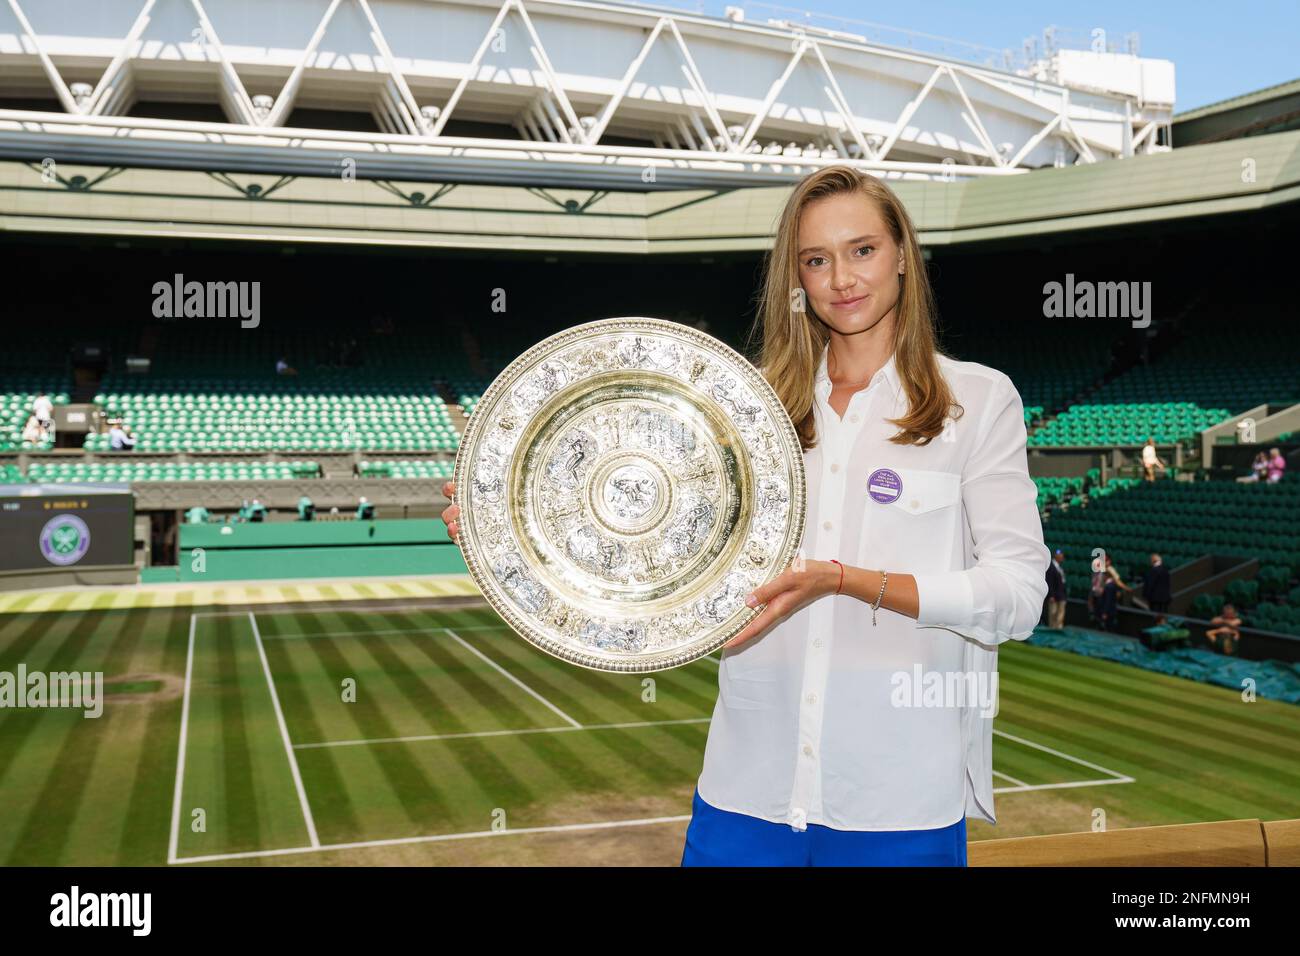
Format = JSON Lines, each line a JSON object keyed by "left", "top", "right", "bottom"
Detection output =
{"left": 1205, "top": 603, "right": 1242, "bottom": 655}
{"left": 21, "top": 415, "right": 45, "bottom": 445}
{"left": 1241, "top": 451, "right": 1269, "bottom": 482}
{"left": 1044, "top": 548, "right": 1067, "bottom": 628}
{"left": 108, "top": 419, "right": 137, "bottom": 451}
{"left": 1096, "top": 554, "right": 1133, "bottom": 632}
{"left": 1088, "top": 559, "right": 1106, "bottom": 625}
{"left": 1141, "top": 552, "right": 1172, "bottom": 613}
{"left": 32, "top": 391, "right": 53, "bottom": 430}
{"left": 275, "top": 356, "right": 298, "bottom": 376}
{"left": 1267, "top": 447, "right": 1287, "bottom": 483}
{"left": 1140, "top": 437, "right": 1166, "bottom": 482}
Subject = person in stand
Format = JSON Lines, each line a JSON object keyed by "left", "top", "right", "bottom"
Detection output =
{"left": 1088, "top": 558, "right": 1106, "bottom": 625}
{"left": 108, "top": 419, "right": 137, "bottom": 451}
{"left": 21, "top": 415, "right": 44, "bottom": 445}
{"left": 1045, "top": 548, "right": 1067, "bottom": 629}
{"left": 1266, "top": 447, "right": 1287, "bottom": 484}
{"left": 32, "top": 391, "right": 53, "bottom": 432}
{"left": 1140, "top": 437, "right": 1166, "bottom": 482}
{"left": 1241, "top": 451, "right": 1269, "bottom": 483}
{"left": 1096, "top": 553, "right": 1133, "bottom": 632}
{"left": 1205, "top": 603, "right": 1242, "bottom": 655}
{"left": 1142, "top": 553, "right": 1172, "bottom": 614}
{"left": 438, "top": 166, "right": 1050, "bottom": 866}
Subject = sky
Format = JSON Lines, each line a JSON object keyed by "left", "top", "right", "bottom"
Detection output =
{"left": 665, "top": 0, "right": 1299, "bottom": 113}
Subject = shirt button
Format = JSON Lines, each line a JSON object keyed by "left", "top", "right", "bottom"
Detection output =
{"left": 849, "top": 414, "right": 860, "bottom": 424}
{"left": 813, "top": 637, "right": 823, "bottom": 648}
{"left": 806, "top": 692, "right": 817, "bottom": 704}
{"left": 802, "top": 744, "right": 814, "bottom": 757}
{"left": 822, "top": 520, "right": 832, "bottom": 531}
{"left": 910, "top": 499, "right": 919, "bottom": 510}
{"left": 830, "top": 463, "right": 840, "bottom": 473}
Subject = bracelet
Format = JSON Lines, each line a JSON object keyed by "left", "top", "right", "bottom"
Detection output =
{"left": 871, "top": 570, "right": 888, "bottom": 626}
{"left": 829, "top": 559, "right": 844, "bottom": 595}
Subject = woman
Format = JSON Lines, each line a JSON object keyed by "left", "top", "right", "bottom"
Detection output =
{"left": 1266, "top": 447, "right": 1287, "bottom": 483}
{"left": 441, "top": 166, "right": 1049, "bottom": 866}
{"left": 1140, "top": 437, "right": 1166, "bottom": 482}
{"left": 1096, "top": 554, "right": 1132, "bottom": 632}
{"left": 1205, "top": 603, "right": 1242, "bottom": 655}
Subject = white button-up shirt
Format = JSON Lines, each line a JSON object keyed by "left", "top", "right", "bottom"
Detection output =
{"left": 696, "top": 344, "right": 1050, "bottom": 831}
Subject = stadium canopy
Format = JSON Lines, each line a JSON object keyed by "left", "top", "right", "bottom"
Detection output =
{"left": 1, "top": 127, "right": 1296, "bottom": 252}
{"left": 1174, "top": 77, "right": 1300, "bottom": 147}
{"left": 0, "top": 0, "right": 1174, "bottom": 189}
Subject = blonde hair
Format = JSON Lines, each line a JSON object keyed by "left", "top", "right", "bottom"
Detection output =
{"left": 748, "top": 165, "right": 963, "bottom": 451}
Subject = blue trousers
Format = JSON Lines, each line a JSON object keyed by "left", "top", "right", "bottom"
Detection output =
{"left": 680, "top": 788, "right": 967, "bottom": 866}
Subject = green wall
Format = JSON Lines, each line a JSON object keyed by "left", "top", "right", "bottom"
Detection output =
{"left": 175, "top": 519, "right": 466, "bottom": 581}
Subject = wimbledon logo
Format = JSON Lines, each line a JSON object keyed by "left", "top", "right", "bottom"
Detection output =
{"left": 40, "top": 515, "right": 91, "bottom": 566}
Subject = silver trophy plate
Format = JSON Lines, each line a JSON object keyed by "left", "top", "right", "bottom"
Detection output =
{"left": 453, "top": 317, "right": 807, "bottom": 672}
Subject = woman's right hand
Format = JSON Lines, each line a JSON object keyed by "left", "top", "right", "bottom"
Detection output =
{"left": 440, "top": 481, "right": 462, "bottom": 546}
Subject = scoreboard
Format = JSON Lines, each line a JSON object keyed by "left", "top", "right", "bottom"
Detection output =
{"left": 0, "top": 484, "right": 134, "bottom": 572}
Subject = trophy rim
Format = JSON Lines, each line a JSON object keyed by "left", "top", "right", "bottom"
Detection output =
{"left": 453, "top": 316, "right": 807, "bottom": 673}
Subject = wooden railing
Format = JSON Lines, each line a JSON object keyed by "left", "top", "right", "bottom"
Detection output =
{"left": 970, "top": 818, "right": 1300, "bottom": 866}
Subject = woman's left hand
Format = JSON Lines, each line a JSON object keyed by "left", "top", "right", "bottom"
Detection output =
{"left": 724, "top": 559, "right": 840, "bottom": 650}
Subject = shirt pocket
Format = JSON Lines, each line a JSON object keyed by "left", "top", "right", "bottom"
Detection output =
{"left": 718, "top": 663, "right": 782, "bottom": 711}
{"left": 858, "top": 466, "right": 962, "bottom": 573}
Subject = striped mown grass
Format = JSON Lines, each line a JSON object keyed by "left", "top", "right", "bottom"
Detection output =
{"left": 0, "top": 602, "right": 1296, "bottom": 865}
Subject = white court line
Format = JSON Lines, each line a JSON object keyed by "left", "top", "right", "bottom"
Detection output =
{"left": 194, "top": 601, "right": 492, "bottom": 620}
{"left": 256, "top": 623, "right": 508, "bottom": 641}
{"left": 248, "top": 612, "right": 321, "bottom": 848}
{"left": 295, "top": 716, "right": 713, "bottom": 749}
{"left": 994, "top": 777, "right": 1134, "bottom": 794}
{"left": 166, "top": 614, "right": 198, "bottom": 865}
{"left": 991, "top": 769, "right": 1030, "bottom": 788}
{"left": 443, "top": 627, "right": 582, "bottom": 728}
{"left": 170, "top": 812, "right": 694, "bottom": 865}
{"left": 993, "top": 728, "right": 1135, "bottom": 783}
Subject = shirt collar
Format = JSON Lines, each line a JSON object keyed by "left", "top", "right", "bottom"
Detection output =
{"left": 814, "top": 342, "right": 903, "bottom": 404}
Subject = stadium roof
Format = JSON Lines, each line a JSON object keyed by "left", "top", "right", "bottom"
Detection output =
{"left": 1173, "top": 77, "right": 1300, "bottom": 146}
{"left": 2, "top": 128, "right": 1297, "bottom": 253}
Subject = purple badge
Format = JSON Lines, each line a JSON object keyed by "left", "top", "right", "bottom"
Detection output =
{"left": 867, "top": 467, "right": 902, "bottom": 504}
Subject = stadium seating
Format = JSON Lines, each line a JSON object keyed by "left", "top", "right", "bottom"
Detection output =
{"left": 1086, "top": 317, "right": 1300, "bottom": 414}
{"left": 357, "top": 459, "right": 455, "bottom": 479}
{"left": 26, "top": 460, "right": 320, "bottom": 482}
{"left": 1, "top": 378, "right": 69, "bottom": 452}
{"left": 1033, "top": 472, "right": 1140, "bottom": 511}
{"left": 1028, "top": 401, "right": 1231, "bottom": 447}
{"left": 91, "top": 378, "right": 460, "bottom": 452}
{"left": 1043, "top": 475, "right": 1300, "bottom": 596}
{"left": 942, "top": 319, "right": 1113, "bottom": 425}
{"left": 458, "top": 389, "right": 484, "bottom": 417}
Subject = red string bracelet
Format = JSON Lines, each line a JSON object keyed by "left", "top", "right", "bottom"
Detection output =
{"left": 829, "top": 559, "right": 844, "bottom": 595}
